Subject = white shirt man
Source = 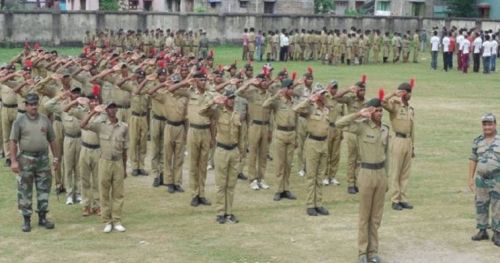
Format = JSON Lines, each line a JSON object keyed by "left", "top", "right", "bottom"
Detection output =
{"left": 473, "top": 37, "right": 483, "bottom": 54}
{"left": 457, "top": 34, "right": 465, "bottom": 51}
{"left": 430, "top": 35, "right": 440, "bottom": 51}
{"left": 442, "top": 36, "right": 450, "bottom": 52}
{"left": 482, "top": 40, "right": 492, "bottom": 57}
{"left": 279, "top": 33, "right": 287, "bottom": 48}
{"left": 491, "top": 39, "right": 498, "bottom": 56}
{"left": 462, "top": 38, "right": 471, "bottom": 55}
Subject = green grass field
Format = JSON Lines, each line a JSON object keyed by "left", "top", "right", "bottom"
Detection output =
{"left": 0, "top": 47, "right": 499, "bottom": 263}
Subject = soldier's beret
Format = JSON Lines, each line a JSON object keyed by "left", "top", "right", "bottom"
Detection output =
{"left": 224, "top": 90, "right": 236, "bottom": 99}
{"left": 398, "top": 83, "right": 412, "bottom": 93}
{"left": 25, "top": 93, "right": 39, "bottom": 104}
{"left": 281, "top": 79, "right": 294, "bottom": 88}
{"left": 365, "top": 98, "right": 382, "bottom": 108}
{"left": 355, "top": 81, "right": 366, "bottom": 89}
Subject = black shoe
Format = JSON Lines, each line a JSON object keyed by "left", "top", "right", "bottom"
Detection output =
{"left": 37, "top": 211, "right": 55, "bottom": 229}
{"left": 471, "top": 229, "right": 489, "bottom": 241}
{"left": 153, "top": 177, "right": 161, "bottom": 187}
{"left": 348, "top": 186, "right": 357, "bottom": 194}
{"left": 216, "top": 215, "right": 226, "bottom": 224}
{"left": 55, "top": 185, "right": 66, "bottom": 195}
{"left": 493, "top": 231, "right": 500, "bottom": 246}
{"left": 400, "top": 202, "right": 414, "bottom": 209}
{"left": 237, "top": 173, "right": 248, "bottom": 180}
{"left": 5, "top": 158, "right": 11, "bottom": 167}
{"left": 273, "top": 192, "right": 282, "bottom": 201}
{"left": 282, "top": 191, "right": 297, "bottom": 200}
{"left": 354, "top": 186, "right": 359, "bottom": 193}
{"left": 22, "top": 215, "right": 31, "bottom": 232}
{"left": 174, "top": 185, "right": 184, "bottom": 193}
{"left": 131, "top": 169, "right": 140, "bottom": 177}
{"left": 316, "top": 207, "right": 329, "bottom": 216}
{"left": 392, "top": 202, "right": 403, "bottom": 211}
{"left": 267, "top": 154, "right": 273, "bottom": 161}
{"left": 307, "top": 208, "right": 318, "bottom": 216}
{"left": 368, "top": 255, "right": 382, "bottom": 263}
{"left": 198, "top": 197, "right": 211, "bottom": 206}
{"left": 167, "top": 184, "right": 175, "bottom": 193}
{"left": 190, "top": 197, "right": 200, "bottom": 207}
{"left": 225, "top": 214, "right": 239, "bottom": 224}
{"left": 139, "top": 169, "right": 148, "bottom": 176}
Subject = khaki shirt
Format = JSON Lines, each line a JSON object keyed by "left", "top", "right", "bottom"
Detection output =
{"left": 263, "top": 93, "right": 297, "bottom": 128}
{"left": 10, "top": 113, "right": 55, "bottom": 152}
{"left": 86, "top": 119, "right": 128, "bottom": 161}
{"left": 336, "top": 113, "right": 389, "bottom": 164}
{"left": 200, "top": 104, "right": 241, "bottom": 147}
{"left": 151, "top": 89, "right": 188, "bottom": 122}
{"left": 324, "top": 93, "right": 344, "bottom": 124}
{"left": 120, "top": 80, "right": 149, "bottom": 114}
{"left": 70, "top": 108, "right": 106, "bottom": 145}
{"left": 337, "top": 94, "right": 365, "bottom": 114}
{"left": 382, "top": 97, "right": 414, "bottom": 140}
{"left": 186, "top": 87, "right": 213, "bottom": 125}
{"left": 45, "top": 97, "right": 82, "bottom": 136}
{"left": 293, "top": 100, "right": 330, "bottom": 137}
{"left": 1, "top": 83, "right": 18, "bottom": 105}
{"left": 236, "top": 86, "right": 271, "bottom": 122}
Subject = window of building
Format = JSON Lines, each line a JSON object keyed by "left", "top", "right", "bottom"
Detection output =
{"left": 144, "top": 0, "right": 152, "bottom": 11}
{"left": 411, "top": 2, "right": 425, "bottom": 16}
{"left": 208, "top": 0, "right": 221, "bottom": 9}
{"left": 240, "top": 0, "right": 248, "bottom": 9}
{"left": 355, "top": 1, "right": 365, "bottom": 10}
{"left": 376, "top": 1, "right": 390, "bottom": 11}
{"left": 264, "top": 1, "right": 275, "bottom": 14}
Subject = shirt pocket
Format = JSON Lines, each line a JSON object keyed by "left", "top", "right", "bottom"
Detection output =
{"left": 363, "top": 133, "right": 377, "bottom": 144}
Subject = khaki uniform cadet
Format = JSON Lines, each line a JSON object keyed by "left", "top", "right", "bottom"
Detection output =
{"left": 333, "top": 32, "right": 341, "bottom": 65}
{"left": 288, "top": 32, "right": 295, "bottom": 60}
{"left": 401, "top": 35, "right": 411, "bottom": 63}
{"left": 304, "top": 32, "right": 312, "bottom": 61}
{"left": 192, "top": 32, "right": 200, "bottom": 58}
{"left": 336, "top": 82, "right": 367, "bottom": 194}
{"left": 335, "top": 99, "right": 389, "bottom": 263}
{"left": 358, "top": 36, "right": 366, "bottom": 65}
{"left": 149, "top": 76, "right": 189, "bottom": 193}
{"left": 236, "top": 75, "right": 272, "bottom": 190}
{"left": 392, "top": 34, "right": 402, "bottom": 63}
{"left": 45, "top": 87, "right": 83, "bottom": 205}
{"left": 319, "top": 32, "right": 328, "bottom": 61}
{"left": 365, "top": 32, "right": 373, "bottom": 64}
{"left": 263, "top": 79, "right": 298, "bottom": 201}
{"left": 1, "top": 82, "right": 19, "bottom": 165}
{"left": 199, "top": 90, "right": 242, "bottom": 224}
{"left": 346, "top": 35, "right": 354, "bottom": 65}
{"left": 382, "top": 83, "right": 415, "bottom": 211}
{"left": 468, "top": 113, "right": 500, "bottom": 246}
{"left": 248, "top": 29, "right": 256, "bottom": 60}
{"left": 324, "top": 81, "right": 344, "bottom": 186}
{"left": 293, "top": 86, "right": 330, "bottom": 216}
{"left": 294, "top": 31, "right": 304, "bottom": 61}
{"left": 325, "top": 32, "right": 334, "bottom": 64}
{"left": 66, "top": 95, "right": 103, "bottom": 216}
{"left": 293, "top": 73, "right": 315, "bottom": 177}
{"left": 372, "top": 32, "right": 382, "bottom": 64}
{"left": 117, "top": 70, "right": 149, "bottom": 176}
{"left": 383, "top": 33, "right": 391, "bottom": 63}
{"left": 81, "top": 101, "right": 128, "bottom": 233}
{"left": 184, "top": 73, "right": 214, "bottom": 207}
{"left": 10, "top": 93, "right": 58, "bottom": 232}
{"left": 34, "top": 70, "right": 74, "bottom": 193}
{"left": 412, "top": 32, "right": 420, "bottom": 63}
{"left": 352, "top": 33, "right": 359, "bottom": 63}
{"left": 231, "top": 71, "right": 249, "bottom": 181}
{"left": 340, "top": 31, "right": 348, "bottom": 64}
{"left": 271, "top": 33, "right": 279, "bottom": 61}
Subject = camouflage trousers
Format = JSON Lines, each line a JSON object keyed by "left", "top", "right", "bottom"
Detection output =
{"left": 475, "top": 173, "right": 500, "bottom": 231}
{"left": 17, "top": 153, "right": 52, "bottom": 216}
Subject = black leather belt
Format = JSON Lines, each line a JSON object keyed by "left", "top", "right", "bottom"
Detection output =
{"left": 190, "top": 123, "right": 210, "bottom": 129}
{"left": 361, "top": 162, "right": 385, "bottom": 170}
{"left": 153, "top": 114, "right": 166, "bottom": 121}
{"left": 132, "top": 111, "right": 147, "bottom": 117}
{"left": 395, "top": 132, "right": 410, "bottom": 138}
{"left": 3, "top": 103, "right": 18, "bottom": 108}
{"left": 18, "top": 109, "right": 26, "bottom": 114}
{"left": 54, "top": 116, "right": 62, "bottom": 121}
{"left": 277, "top": 125, "right": 295, "bottom": 132}
{"left": 252, "top": 120, "right": 270, "bottom": 125}
{"left": 217, "top": 142, "right": 238, "bottom": 150}
{"left": 116, "top": 105, "right": 130, "bottom": 109}
{"left": 299, "top": 113, "right": 308, "bottom": 118}
{"left": 81, "top": 141, "right": 100, "bottom": 149}
{"left": 308, "top": 135, "right": 327, "bottom": 141}
{"left": 329, "top": 122, "right": 336, "bottom": 128}
{"left": 166, "top": 119, "right": 185, "bottom": 127}
{"left": 64, "top": 132, "right": 81, "bottom": 138}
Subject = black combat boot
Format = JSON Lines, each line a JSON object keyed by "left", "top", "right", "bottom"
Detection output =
{"left": 38, "top": 211, "right": 55, "bottom": 229}
{"left": 471, "top": 229, "right": 488, "bottom": 241}
{"left": 493, "top": 231, "right": 500, "bottom": 247}
{"left": 22, "top": 215, "right": 31, "bottom": 232}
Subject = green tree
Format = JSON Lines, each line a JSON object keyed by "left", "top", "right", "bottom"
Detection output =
{"left": 100, "top": 0, "right": 119, "bottom": 11}
{"left": 446, "top": 0, "right": 478, "bottom": 18}
{"left": 314, "top": 0, "right": 333, "bottom": 14}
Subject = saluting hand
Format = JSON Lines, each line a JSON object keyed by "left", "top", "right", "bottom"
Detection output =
{"left": 359, "top": 107, "right": 375, "bottom": 118}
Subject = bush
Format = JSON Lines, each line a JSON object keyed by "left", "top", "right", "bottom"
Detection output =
{"left": 100, "top": 0, "right": 119, "bottom": 11}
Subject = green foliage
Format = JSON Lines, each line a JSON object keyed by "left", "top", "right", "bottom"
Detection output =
{"left": 194, "top": 4, "right": 206, "bottom": 13}
{"left": 314, "top": 0, "right": 333, "bottom": 14}
{"left": 99, "top": 0, "right": 119, "bottom": 11}
{"left": 445, "top": 0, "right": 478, "bottom": 18}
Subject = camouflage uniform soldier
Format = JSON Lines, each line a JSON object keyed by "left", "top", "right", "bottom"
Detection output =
{"left": 468, "top": 113, "right": 500, "bottom": 247}
{"left": 10, "top": 93, "right": 59, "bottom": 232}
